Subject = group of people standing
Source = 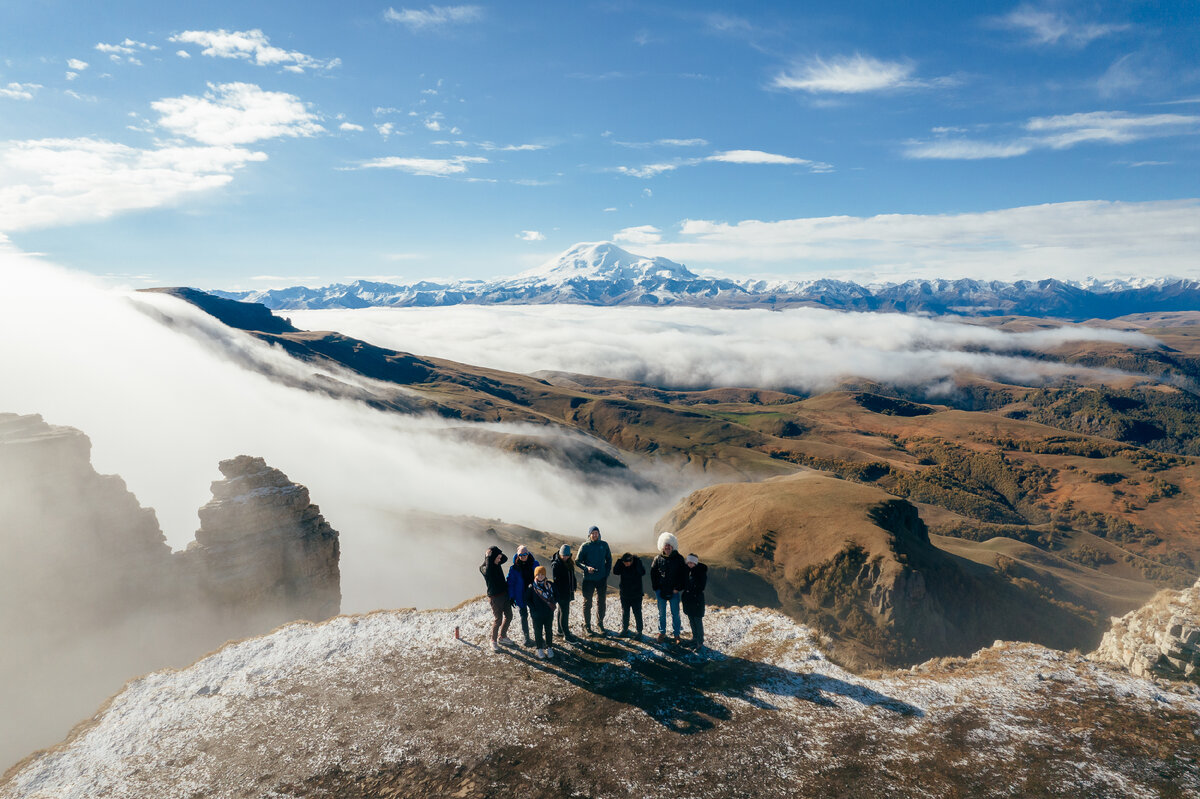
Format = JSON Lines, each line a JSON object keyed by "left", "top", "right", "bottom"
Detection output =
{"left": 479, "top": 526, "right": 709, "bottom": 659}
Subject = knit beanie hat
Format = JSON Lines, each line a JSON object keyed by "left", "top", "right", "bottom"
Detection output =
{"left": 657, "top": 531, "right": 678, "bottom": 552}
{"left": 534, "top": 565, "right": 547, "bottom": 579}
{"left": 686, "top": 553, "right": 699, "bottom": 565}
{"left": 559, "top": 544, "right": 571, "bottom": 558}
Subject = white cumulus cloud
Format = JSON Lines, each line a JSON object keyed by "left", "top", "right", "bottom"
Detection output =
{"left": 339, "top": 122, "right": 364, "bottom": 132}
{"left": 517, "top": 230, "right": 545, "bottom": 241}
{"left": 613, "top": 225, "right": 662, "bottom": 245}
{"left": 152, "top": 82, "right": 325, "bottom": 145}
{"left": 0, "top": 83, "right": 41, "bottom": 100}
{"left": 169, "top": 29, "right": 340, "bottom": 73}
{"left": 0, "top": 137, "right": 265, "bottom": 232}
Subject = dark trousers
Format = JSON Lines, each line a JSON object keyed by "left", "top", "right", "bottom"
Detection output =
{"left": 582, "top": 581, "right": 607, "bottom": 628}
{"left": 621, "top": 596, "right": 643, "bottom": 633}
{"left": 489, "top": 594, "right": 512, "bottom": 641}
{"left": 518, "top": 604, "right": 531, "bottom": 640}
{"left": 687, "top": 613, "right": 704, "bottom": 647}
{"left": 532, "top": 616, "right": 554, "bottom": 649}
{"left": 557, "top": 600, "right": 572, "bottom": 637}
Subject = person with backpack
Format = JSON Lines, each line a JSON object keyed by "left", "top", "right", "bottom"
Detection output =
{"left": 576, "top": 525, "right": 612, "bottom": 635}
{"left": 612, "top": 551, "right": 646, "bottom": 640}
{"left": 480, "top": 545, "right": 515, "bottom": 652}
{"left": 550, "top": 544, "right": 578, "bottom": 642}
{"left": 507, "top": 545, "right": 539, "bottom": 647}
{"left": 650, "top": 531, "right": 686, "bottom": 644}
{"left": 525, "top": 565, "right": 558, "bottom": 660}
{"left": 682, "top": 553, "right": 709, "bottom": 651}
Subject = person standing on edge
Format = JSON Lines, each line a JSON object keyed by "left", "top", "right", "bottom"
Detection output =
{"left": 525, "top": 565, "right": 558, "bottom": 659}
{"left": 507, "top": 545, "right": 539, "bottom": 647}
{"left": 682, "top": 553, "right": 708, "bottom": 651}
{"left": 480, "top": 545, "right": 514, "bottom": 652}
{"left": 612, "top": 551, "right": 646, "bottom": 640}
{"left": 576, "top": 525, "right": 612, "bottom": 635}
{"left": 650, "top": 531, "right": 686, "bottom": 644}
{"left": 551, "top": 544, "right": 578, "bottom": 642}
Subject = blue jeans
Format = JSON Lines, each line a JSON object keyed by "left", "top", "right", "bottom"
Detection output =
{"left": 657, "top": 592, "right": 681, "bottom": 635}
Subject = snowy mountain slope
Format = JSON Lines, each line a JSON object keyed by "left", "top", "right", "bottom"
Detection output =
{"left": 5, "top": 601, "right": 1198, "bottom": 798}
{"left": 210, "top": 242, "right": 1200, "bottom": 318}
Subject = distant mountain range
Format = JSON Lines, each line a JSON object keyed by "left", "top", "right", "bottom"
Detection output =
{"left": 212, "top": 242, "right": 1200, "bottom": 319}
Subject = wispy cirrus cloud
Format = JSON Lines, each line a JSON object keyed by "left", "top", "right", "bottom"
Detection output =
{"left": 772, "top": 54, "right": 950, "bottom": 94}
{"left": 351, "top": 155, "right": 487, "bottom": 177}
{"left": 617, "top": 149, "right": 831, "bottom": 178}
{"left": 0, "top": 138, "right": 266, "bottom": 232}
{"left": 152, "top": 82, "right": 325, "bottom": 146}
{"left": 0, "top": 83, "right": 41, "bottom": 100}
{"left": 906, "top": 111, "right": 1199, "bottom": 160}
{"left": 615, "top": 137, "right": 709, "bottom": 149}
{"left": 383, "top": 5, "right": 483, "bottom": 30}
{"left": 993, "top": 4, "right": 1127, "bottom": 47}
{"left": 169, "top": 29, "right": 340, "bottom": 73}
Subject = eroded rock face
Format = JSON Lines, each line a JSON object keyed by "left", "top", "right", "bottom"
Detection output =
{"left": 1092, "top": 577, "right": 1200, "bottom": 682}
{"left": 185, "top": 455, "right": 340, "bottom": 625}
{"left": 0, "top": 413, "right": 341, "bottom": 768}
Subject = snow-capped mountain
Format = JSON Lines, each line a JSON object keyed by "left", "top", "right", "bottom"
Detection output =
{"left": 211, "top": 242, "right": 1200, "bottom": 319}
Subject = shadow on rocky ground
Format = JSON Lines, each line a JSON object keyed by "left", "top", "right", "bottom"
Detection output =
{"left": 503, "top": 632, "right": 921, "bottom": 734}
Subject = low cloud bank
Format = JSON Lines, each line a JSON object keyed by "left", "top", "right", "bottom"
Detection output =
{"left": 288, "top": 305, "right": 1159, "bottom": 394}
{"left": 0, "top": 254, "right": 688, "bottom": 613}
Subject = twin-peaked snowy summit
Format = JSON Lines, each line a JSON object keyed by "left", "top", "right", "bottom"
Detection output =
{"left": 211, "top": 241, "right": 1200, "bottom": 318}
{"left": 510, "top": 241, "right": 699, "bottom": 286}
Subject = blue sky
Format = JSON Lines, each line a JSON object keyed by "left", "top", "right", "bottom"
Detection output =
{"left": 1, "top": 0, "right": 1197, "bottom": 287}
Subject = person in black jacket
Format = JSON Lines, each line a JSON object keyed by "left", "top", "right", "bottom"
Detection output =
{"left": 479, "top": 546, "right": 514, "bottom": 652}
{"left": 525, "top": 565, "right": 558, "bottom": 659}
{"left": 612, "top": 552, "right": 646, "bottom": 640}
{"left": 681, "top": 553, "right": 708, "bottom": 650}
{"left": 550, "top": 545, "right": 578, "bottom": 642}
{"left": 650, "top": 531, "right": 687, "bottom": 643}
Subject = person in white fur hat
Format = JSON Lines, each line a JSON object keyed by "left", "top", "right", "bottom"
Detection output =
{"left": 650, "top": 531, "right": 687, "bottom": 643}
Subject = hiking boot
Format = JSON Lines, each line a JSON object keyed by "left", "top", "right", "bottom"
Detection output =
{"left": 536, "top": 648, "right": 546, "bottom": 659}
{"left": 656, "top": 632, "right": 666, "bottom": 643}
{"left": 491, "top": 641, "right": 501, "bottom": 652}
{"left": 546, "top": 648, "right": 555, "bottom": 659}
{"left": 524, "top": 636, "right": 535, "bottom": 647}
{"left": 673, "top": 636, "right": 682, "bottom": 645}
{"left": 618, "top": 627, "right": 630, "bottom": 638}
{"left": 498, "top": 636, "right": 516, "bottom": 647}
{"left": 565, "top": 633, "right": 578, "bottom": 643}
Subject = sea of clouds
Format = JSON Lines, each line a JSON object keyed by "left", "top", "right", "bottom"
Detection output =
{"left": 287, "top": 304, "right": 1159, "bottom": 395}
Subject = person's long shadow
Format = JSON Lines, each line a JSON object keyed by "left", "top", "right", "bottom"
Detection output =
{"left": 504, "top": 636, "right": 922, "bottom": 735}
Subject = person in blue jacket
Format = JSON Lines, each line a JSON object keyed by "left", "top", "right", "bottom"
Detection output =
{"left": 507, "top": 545, "right": 539, "bottom": 647}
{"left": 576, "top": 525, "right": 612, "bottom": 635}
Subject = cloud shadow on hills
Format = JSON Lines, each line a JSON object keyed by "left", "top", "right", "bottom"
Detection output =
{"left": 504, "top": 636, "right": 922, "bottom": 735}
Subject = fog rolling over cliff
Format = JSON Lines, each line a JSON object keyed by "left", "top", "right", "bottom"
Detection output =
{"left": 0, "top": 414, "right": 340, "bottom": 770}
{"left": 0, "top": 258, "right": 692, "bottom": 615}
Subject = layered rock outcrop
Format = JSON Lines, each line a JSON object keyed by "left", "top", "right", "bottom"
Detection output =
{"left": 184, "top": 455, "right": 340, "bottom": 625}
{"left": 0, "top": 413, "right": 341, "bottom": 769}
{"left": 1092, "top": 577, "right": 1200, "bottom": 682}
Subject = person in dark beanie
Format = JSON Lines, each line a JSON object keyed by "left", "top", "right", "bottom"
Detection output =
{"left": 682, "top": 553, "right": 709, "bottom": 651}
{"left": 576, "top": 525, "right": 612, "bottom": 635}
{"left": 480, "top": 545, "right": 514, "bottom": 652}
{"left": 650, "top": 531, "right": 686, "bottom": 644}
{"left": 551, "top": 544, "right": 578, "bottom": 642}
{"left": 507, "top": 545, "right": 540, "bottom": 647}
{"left": 525, "top": 565, "right": 558, "bottom": 660}
{"left": 612, "top": 552, "right": 646, "bottom": 639}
